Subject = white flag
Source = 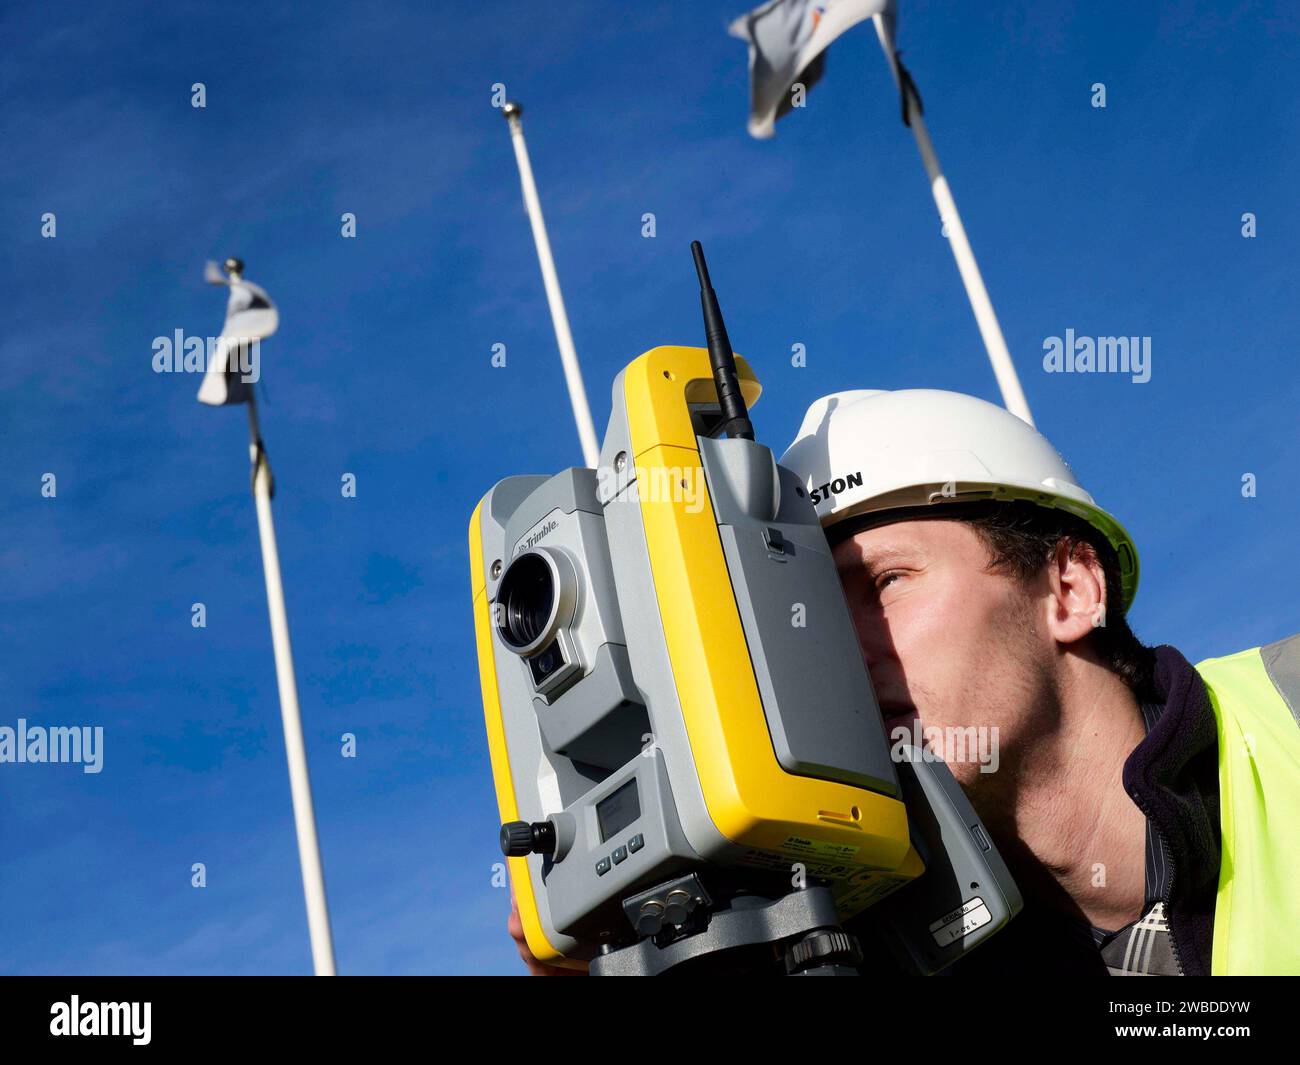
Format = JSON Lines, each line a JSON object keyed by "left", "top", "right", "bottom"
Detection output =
{"left": 730, "top": 0, "right": 895, "bottom": 138}
{"left": 198, "top": 265, "right": 278, "bottom": 406}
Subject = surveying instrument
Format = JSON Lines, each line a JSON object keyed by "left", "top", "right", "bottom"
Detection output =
{"left": 469, "top": 242, "right": 1021, "bottom": 975}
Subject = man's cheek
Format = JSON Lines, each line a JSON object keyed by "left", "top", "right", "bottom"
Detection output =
{"left": 901, "top": 662, "right": 959, "bottom": 727}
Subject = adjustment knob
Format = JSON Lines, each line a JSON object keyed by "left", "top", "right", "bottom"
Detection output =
{"left": 786, "top": 930, "right": 862, "bottom": 973}
{"left": 499, "top": 820, "right": 556, "bottom": 857}
{"left": 499, "top": 822, "right": 534, "bottom": 856}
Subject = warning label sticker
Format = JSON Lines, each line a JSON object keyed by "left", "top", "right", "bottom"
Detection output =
{"left": 735, "top": 843, "right": 858, "bottom": 881}
{"left": 778, "top": 835, "right": 861, "bottom": 864}
{"left": 833, "top": 869, "right": 910, "bottom": 915}
{"left": 733, "top": 842, "right": 910, "bottom": 918}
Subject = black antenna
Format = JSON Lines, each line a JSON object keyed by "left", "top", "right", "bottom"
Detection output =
{"left": 691, "top": 240, "right": 754, "bottom": 441}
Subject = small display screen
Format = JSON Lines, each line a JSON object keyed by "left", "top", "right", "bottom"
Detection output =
{"left": 597, "top": 779, "right": 641, "bottom": 843}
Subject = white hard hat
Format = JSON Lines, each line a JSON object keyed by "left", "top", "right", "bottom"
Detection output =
{"left": 779, "top": 389, "right": 1140, "bottom": 611}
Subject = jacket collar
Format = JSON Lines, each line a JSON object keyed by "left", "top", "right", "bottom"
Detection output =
{"left": 1121, "top": 645, "right": 1222, "bottom": 976}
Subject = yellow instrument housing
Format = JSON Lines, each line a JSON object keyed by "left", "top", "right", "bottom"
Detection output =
{"left": 470, "top": 346, "right": 921, "bottom": 965}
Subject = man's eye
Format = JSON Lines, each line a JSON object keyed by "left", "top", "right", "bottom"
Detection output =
{"left": 874, "top": 571, "right": 903, "bottom": 591}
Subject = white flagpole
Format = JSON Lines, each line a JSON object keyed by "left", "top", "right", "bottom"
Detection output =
{"left": 245, "top": 392, "right": 337, "bottom": 977}
{"left": 500, "top": 101, "right": 602, "bottom": 467}
{"left": 220, "top": 259, "right": 336, "bottom": 977}
{"left": 871, "top": 16, "right": 1035, "bottom": 427}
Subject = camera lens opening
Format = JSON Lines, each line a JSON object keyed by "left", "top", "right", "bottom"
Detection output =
{"left": 497, "top": 552, "right": 557, "bottom": 651}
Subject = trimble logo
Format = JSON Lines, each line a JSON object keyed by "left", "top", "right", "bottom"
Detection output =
{"left": 809, "top": 471, "right": 863, "bottom": 506}
{"left": 516, "top": 519, "right": 558, "bottom": 554}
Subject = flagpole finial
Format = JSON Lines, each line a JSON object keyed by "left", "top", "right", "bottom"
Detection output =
{"left": 224, "top": 257, "right": 245, "bottom": 280}
{"left": 501, "top": 100, "right": 523, "bottom": 120}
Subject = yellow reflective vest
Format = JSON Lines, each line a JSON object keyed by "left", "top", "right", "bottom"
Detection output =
{"left": 1195, "top": 634, "right": 1300, "bottom": 975}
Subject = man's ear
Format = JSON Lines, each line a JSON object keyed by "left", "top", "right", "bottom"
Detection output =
{"left": 1043, "top": 539, "right": 1107, "bottom": 646}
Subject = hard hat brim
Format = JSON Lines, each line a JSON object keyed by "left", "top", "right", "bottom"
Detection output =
{"left": 823, "top": 487, "right": 1140, "bottom": 614}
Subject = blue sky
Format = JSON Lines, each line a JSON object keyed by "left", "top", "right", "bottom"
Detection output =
{"left": 1, "top": 0, "right": 1296, "bottom": 975}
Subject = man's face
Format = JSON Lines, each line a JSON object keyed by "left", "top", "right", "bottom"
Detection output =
{"left": 832, "top": 518, "right": 1052, "bottom": 786}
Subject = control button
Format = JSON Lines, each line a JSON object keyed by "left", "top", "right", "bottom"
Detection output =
{"left": 628, "top": 834, "right": 645, "bottom": 853}
{"left": 612, "top": 845, "right": 628, "bottom": 865}
{"left": 596, "top": 856, "right": 611, "bottom": 876}
{"left": 970, "top": 823, "right": 991, "bottom": 852}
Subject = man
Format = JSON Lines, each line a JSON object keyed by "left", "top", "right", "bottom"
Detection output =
{"left": 510, "top": 387, "right": 1300, "bottom": 975}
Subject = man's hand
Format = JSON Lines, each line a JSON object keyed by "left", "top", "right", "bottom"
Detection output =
{"left": 508, "top": 890, "right": 588, "bottom": 975}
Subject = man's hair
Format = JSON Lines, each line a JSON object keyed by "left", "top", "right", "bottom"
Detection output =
{"left": 952, "top": 501, "right": 1158, "bottom": 702}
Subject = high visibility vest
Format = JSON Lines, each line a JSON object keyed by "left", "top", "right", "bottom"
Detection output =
{"left": 1195, "top": 634, "right": 1300, "bottom": 975}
